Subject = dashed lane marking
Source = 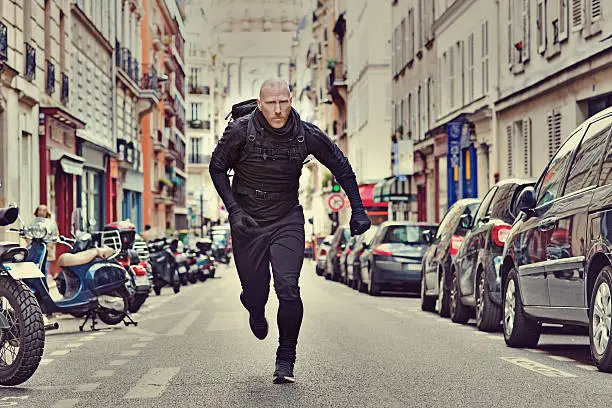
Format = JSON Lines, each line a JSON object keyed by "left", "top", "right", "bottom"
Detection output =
{"left": 205, "top": 312, "right": 244, "bottom": 332}
{"left": 131, "top": 343, "right": 149, "bottom": 348}
{"left": 109, "top": 360, "right": 129, "bottom": 366}
{"left": 121, "top": 350, "right": 142, "bottom": 357}
{"left": 79, "top": 337, "right": 94, "bottom": 342}
{"left": 51, "top": 399, "right": 79, "bottom": 408}
{"left": 66, "top": 343, "right": 83, "bottom": 348}
{"left": 577, "top": 364, "right": 598, "bottom": 371}
{"left": 94, "top": 370, "right": 115, "bottom": 378}
{"left": 50, "top": 350, "right": 71, "bottom": 356}
{"left": 167, "top": 311, "right": 202, "bottom": 335}
{"left": 124, "top": 367, "right": 181, "bottom": 399}
{"left": 526, "top": 348, "right": 547, "bottom": 353}
{"left": 139, "top": 337, "right": 154, "bottom": 342}
{"left": 548, "top": 355, "right": 576, "bottom": 362}
{"left": 378, "top": 307, "right": 405, "bottom": 318}
{"left": 487, "top": 336, "right": 504, "bottom": 340}
{"left": 74, "top": 383, "right": 100, "bottom": 392}
{"left": 40, "top": 358, "right": 55, "bottom": 366}
{"left": 501, "top": 357, "right": 577, "bottom": 377}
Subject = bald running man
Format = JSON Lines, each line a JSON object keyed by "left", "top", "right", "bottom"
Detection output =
{"left": 210, "top": 78, "right": 370, "bottom": 383}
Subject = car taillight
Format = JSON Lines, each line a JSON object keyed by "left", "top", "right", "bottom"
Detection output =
{"left": 492, "top": 224, "right": 512, "bottom": 247}
{"left": 373, "top": 244, "right": 393, "bottom": 257}
{"left": 450, "top": 235, "right": 463, "bottom": 256}
{"left": 131, "top": 265, "right": 148, "bottom": 276}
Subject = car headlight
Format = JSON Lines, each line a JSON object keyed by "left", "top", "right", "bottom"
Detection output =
{"left": 29, "top": 222, "right": 48, "bottom": 239}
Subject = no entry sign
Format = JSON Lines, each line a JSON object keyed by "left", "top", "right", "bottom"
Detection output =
{"left": 328, "top": 193, "right": 345, "bottom": 212}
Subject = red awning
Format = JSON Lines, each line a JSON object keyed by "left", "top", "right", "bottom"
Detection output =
{"left": 359, "top": 183, "right": 388, "bottom": 208}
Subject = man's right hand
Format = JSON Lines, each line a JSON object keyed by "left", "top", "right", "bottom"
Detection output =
{"left": 228, "top": 208, "right": 259, "bottom": 240}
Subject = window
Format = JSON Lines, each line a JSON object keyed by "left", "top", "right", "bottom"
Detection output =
{"left": 44, "top": 0, "right": 51, "bottom": 61}
{"left": 59, "top": 11, "right": 65, "bottom": 72}
{"left": 458, "top": 41, "right": 464, "bottom": 106}
{"left": 449, "top": 48, "right": 455, "bottom": 108}
{"left": 468, "top": 33, "right": 474, "bottom": 102}
{"left": 417, "top": 86, "right": 422, "bottom": 139}
{"left": 571, "top": 0, "right": 584, "bottom": 30}
{"left": 399, "top": 99, "right": 404, "bottom": 134}
{"left": 401, "top": 19, "right": 406, "bottom": 66}
{"left": 537, "top": 0, "right": 547, "bottom": 53}
{"left": 521, "top": 118, "right": 532, "bottom": 176}
{"left": 383, "top": 225, "right": 432, "bottom": 244}
{"left": 599, "top": 137, "right": 612, "bottom": 186}
{"left": 410, "top": 9, "right": 415, "bottom": 61}
{"left": 426, "top": 78, "right": 432, "bottom": 129}
{"left": 407, "top": 93, "right": 412, "bottom": 137}
{"left": 522, "top": 0, "right": 530, "bottom": 61}
{"left": 547, "top": 110, "right": 562, "bottom": 159}
{"left": 474, "top": 186, "right": 498, "bottom": 225}
{"left": 563, "top": 120, "right": 611, "bottom": 195}
{"left": 559, "top": 0, "right": 569, "bottom": 41}
{"left": 190, "top": 103, "right": 201, "bottom": 121}
{"left": 481, "top": 22, "right": 489, "bottom": 95}
{"left": 507, "top": 0, "right": 513, "bottom": 65}
{"left": 536, "top": 130, "right": 583, "bottom": 206}
{"left": 418, "top": 0, "right": 424, "bottom": 50}
{"left": 189, "top": 67, "right": 201, "bottom": 88}
{"left": 591, "top": 0, "right": 602, "bottom": 22}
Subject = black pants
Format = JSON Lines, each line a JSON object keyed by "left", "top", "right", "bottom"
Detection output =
{"left": 232, "top": 205, "right": 305, "bottom": 364}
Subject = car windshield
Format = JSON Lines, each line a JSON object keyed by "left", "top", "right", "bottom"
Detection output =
{"left": 383, "top": 225, "right": 432, "bottom": 244}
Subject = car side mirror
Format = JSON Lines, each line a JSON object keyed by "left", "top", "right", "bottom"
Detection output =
{"left": 516, "top": 186, "right": 536, "bottom": 217}
{"left": 460, "top": 214, "right": 472, "bottom": 229}
{"left": 422, "top": 230, "right": 433, "bottom": 244}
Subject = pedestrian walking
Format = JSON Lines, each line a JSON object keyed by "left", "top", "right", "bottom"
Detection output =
{"left": 209, "top": 78, "right": 371, "bottom": 384}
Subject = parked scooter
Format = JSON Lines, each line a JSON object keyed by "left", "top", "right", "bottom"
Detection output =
{"left": 0, "top": 206, "right": 46, "bottom": 386}
{"left": 196, "top": 238, "right": 216, "bottom": 279}
{"left": 169, "top": 238, "right": 189, "bottom": 286}
{"left": 185, "top": 248, "right": 200, "bottom": 284}
{"left": 35, "top": 210, "right": 137, "bottom": 331}
{"left": 148, "top": 238, "right": 181, "bottom": 295}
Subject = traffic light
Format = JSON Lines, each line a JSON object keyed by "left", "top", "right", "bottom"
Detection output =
{"left": 331, "top": 176, "right": 341, "bottom": 193}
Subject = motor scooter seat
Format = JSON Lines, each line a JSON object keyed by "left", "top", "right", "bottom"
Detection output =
{"left": 58, "top": 247, "right": 115, "bottom": 267}
{"left": 0, "top": 242, "right": 20, "bottom": 259}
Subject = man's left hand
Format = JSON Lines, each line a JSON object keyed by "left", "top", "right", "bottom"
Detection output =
{"left": 350, "top": 210, "right": 371, "bottom": 236}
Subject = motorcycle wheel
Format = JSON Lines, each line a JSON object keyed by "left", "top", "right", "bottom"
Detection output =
{"left": 0, "top": 276, "right": 45, "bottom": 386}
{"left": 188, "top": 274, "right": 198, "bottom": 284}
{"left": 55, "top": 274, "right": 66, "bottom": 296}
{"left": 97, "top": 289, "right": 129, "bottom": 326}
{"left": 198, "top": 272, "right": 208, "bottom": 282}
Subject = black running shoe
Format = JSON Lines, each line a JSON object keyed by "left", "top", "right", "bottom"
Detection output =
{"left": 273, "top": 360, "right": 295, "bottom": 384}
{"left": 240, "top": 292, "right": 268, "bottom": 340}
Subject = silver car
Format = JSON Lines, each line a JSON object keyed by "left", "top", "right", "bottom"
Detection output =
{"left": 316, "top": 235, "right": 333, "bottom": 276}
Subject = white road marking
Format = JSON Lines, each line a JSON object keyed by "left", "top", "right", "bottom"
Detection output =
{"left": 139, "top": 337, "right": 154, "bottom": 342}
{"left": 109, "top": 359, "right": 129, "bottom": 366}
{"left": 40, "top": 358, "right": 55, "bottom": 366}
{"left": 121, "top": 350, "right": 142, "bottom": 357}
{"left": 167, "top": 311, "right": 202, "bottom": 335}
{"left": 378, "top": 307, "right": 404, "bottom": 317}
{"left": 74, "top": 383, "right": 100, "bottom": 392}
{"left": 577, "top": 364, "right": 598, "bottom": 371}
{"left": 66, "top": 343, "right": 83, "bottom": 348}
{"left": 50, "top": 350, "right": 70, "bottom": 356}
{"left": 94, "top": 370, "right": 115, "bottom": 378}
{"left": 90, "top": 332, "right": 106, "bottom": 337}
{"left": 487, "top": 336, "right": 504, "bottom": 340}
{"left": 526, "top": 348, "right": 546, "bottom": 353}
{"left": 205, "top": 312, "right": 244, "bottom": 332}
{"left": 473, "top": 331, "right": 488, "bottom": 335}
{"left": 501, "top": 357, "right": 577, "bottom": 377}
{"left": 548, "top": 355, "right": 576, "bottom": 362}
{"left": 79, "top": 337, "right": 94, "bottom": 342}
{"left": 51, "top": 399, "right": 79, "bottom": 408}
{"left": 131, "top": 343, "right": 149, "bottom": 348}
{"left": 124, "top": 367, "right": 181, "bottom": 399}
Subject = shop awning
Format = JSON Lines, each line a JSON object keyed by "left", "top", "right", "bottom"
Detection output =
{"left": 374, "top": 176, "right": 415, "bottom": 202}
{"left": 50, "top": 148, "right": 85, "bottom": 176}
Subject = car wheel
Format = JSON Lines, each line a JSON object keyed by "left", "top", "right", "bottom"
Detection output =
{"left": 476, "top": 272, "right": 501, "bottom": 332}
{"left": 503, "top": 267, "right": 541, "bottom": 347}
{"left": 450, "top": 269, "right": 470, "bottom": 324}
{"left": 589, "top": 266, "right": 612, "bottom": 372}
{"left": 420, "top": 274, "right": 436, "bottom": 312}
{"left": 437, "top": 271, "right": 451, "bottom": 318}
{"left": 368, "top": 268, "right": 381, "bottom": 296}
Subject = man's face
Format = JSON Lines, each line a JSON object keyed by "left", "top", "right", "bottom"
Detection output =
{"left": 257, "top": 85, "right": 292, "bottom": 129}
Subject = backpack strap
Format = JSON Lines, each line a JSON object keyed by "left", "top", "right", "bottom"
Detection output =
{"left": 238, "top": 111, "right": 260, "bottom": 162}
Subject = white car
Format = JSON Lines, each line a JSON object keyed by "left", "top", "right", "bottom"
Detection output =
{"left": 316, "top": 235, "right": 333, "bottom": 276}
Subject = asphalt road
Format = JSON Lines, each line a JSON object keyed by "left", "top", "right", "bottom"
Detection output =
{"left": 2, "top": 259, "right": 612, "bottom": 407}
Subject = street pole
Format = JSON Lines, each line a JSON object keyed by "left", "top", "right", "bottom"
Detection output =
{"left": 200, "top": 192, "right": 204, "bottom": 237}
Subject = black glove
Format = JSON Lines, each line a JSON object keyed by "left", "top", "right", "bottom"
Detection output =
{"left": 229, "top": 208, "right": 259, "bottom": 240}
{"left": 350, "top": 209, "right": 371, "bottom": 236}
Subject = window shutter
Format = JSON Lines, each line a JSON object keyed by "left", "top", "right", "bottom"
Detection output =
{"left": 507, "top": 125, "right": 514, "bottom": 177}
{"left": 559, "top": 0, "right": 569, "bottom": 41}
{"left": 537, "top": 0, "right": 547, "bottom": 54}
{"left": 522, "top": 118, "right": 532, "bottom": 176}
{"left": 424, "top": 0, "right": 430, "bottom": 41}
{"left": 522, "top": 0, "right": 530, "bottom": 62}
{"left": 571, "top": 0, "right": 584, "bottom": 31}
{"left": 508, "top": 0, "right": 513, "bottom": 66}
{"left": 591, "top": 0, "right": 602, "bottom": 22}
{"left": 547, "top": 111, "right": 562, "bottom": 158}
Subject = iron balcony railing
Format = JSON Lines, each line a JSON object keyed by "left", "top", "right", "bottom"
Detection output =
{"left": 0, "top": 21, "right": 7, "bottom": 62}
{"left": 25, "top": 43, "right": 36, "bottom": 81}
{"left": 141, "top": 65, "right": 158, "bottom": 91}
{"left": 46, "top": 60, "right": 55, "bottom": 95}
{"left": 188, "top": 154, "right": 211, "bottom": 165}
{"left": 61, "top": 73, "right": 69, "bottom": 104}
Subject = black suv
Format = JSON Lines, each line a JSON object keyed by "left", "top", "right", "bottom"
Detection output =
{"left": 501, "top": 108, "right": 612, "bottom": 371}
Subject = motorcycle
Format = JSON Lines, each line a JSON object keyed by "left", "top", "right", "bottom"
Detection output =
{"left": 102, "top": 221, "right": 150, "bottom": 314}
{"left": 36, "top": 210, "right": 137, "bottom": 331}
{"left": 185, "top": 248, "right": 200, "bottom": 284}
{"left": 148, "top": 238, "right": 181, "bottom": 296}
{"left": 169, "top": 239, "right": 189, "bottom": 286}
{"left": 0, "top": 206, "right": 45, "bottom": 386}
{"left": 196, "top": 238, "right": 216, "bottom": 280}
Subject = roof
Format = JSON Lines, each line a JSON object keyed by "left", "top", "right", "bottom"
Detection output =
{"left": 494, "top": 178, "right": 537, "bottom": 187}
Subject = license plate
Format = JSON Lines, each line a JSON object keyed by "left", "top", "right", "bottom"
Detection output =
{"left": 4, "top": 262, "right": 44, "bottom": 279}
{"left": 404, "top": 263, "right": 421, "bottom": 272}
{"left": 135, "top": 276, "right": 150, "bottom": 286}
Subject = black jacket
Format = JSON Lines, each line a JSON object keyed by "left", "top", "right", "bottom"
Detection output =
{"left": 210, "top": 109, "right": 364, "bottom": 224}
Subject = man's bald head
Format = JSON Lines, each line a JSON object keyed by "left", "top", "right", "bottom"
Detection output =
{"left": 259, "top": 78, "right": 291, "bottom": 99}
{"left": 257, "top": 78, "right": 293, "bottom": 129}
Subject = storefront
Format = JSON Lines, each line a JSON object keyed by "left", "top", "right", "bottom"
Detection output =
{"left": 78, "top": 142, "right": 109, "bottom": 229}
{"left": 122, "top": 169, "right": 144, "bottom": 231}
{"left": 447, "top": 116, "right": 478, "bottom": 207}
{"left": 373, "top": 176, "right": 413, "bottom": 221}
{"left": 38, "top": 108, "right": 86, "bottom": 237}
{"left": 359, "top": 183, "right": 388, "bottom": 225}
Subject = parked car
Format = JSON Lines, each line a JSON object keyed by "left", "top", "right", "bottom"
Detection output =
{"left": 346, "top": 226, "right": 379, "bottom": 290}
{"left": 339, "top": 236, "right": 358, "bottom": 284}
{"left": 501, "top": 107, "right": 612, "bottom": 371}
{"left": 359, "top": 222, "right": 437, "bottom": 295}
{"left": 316, "top": 235, "right": 333, "bottom": 276}
{"left": 421, "top": 199, "right": 481, "bottom": 316}
{"left": 449, "top": 179, "right": 535, "bottom": 330}
{"left": 325, "top": 226, "right": 351, "bottom": 281}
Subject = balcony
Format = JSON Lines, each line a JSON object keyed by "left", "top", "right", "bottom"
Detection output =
{"left": 0, "top": 21, "right": 7, "bottom": 62}
{"left": 188, "top": 154, "right": 211, "bottom": 166}
{"left": 174, "top": 97, "right": 185, "bottom": 135}
{"left": 175, "top": 71, "right": 185, "bottom": 99}
{"left": 61, "top": 73, "right": 69, "bottom": 105}
{"left": 25, "top": 43, "right": 36, "bottom": 81}
{"left": 188, "top": 119, "right": 210, "bottom": 130}
{"left": 168, "top": 138, "right": 185, "bottom": 171}
{"left": 188, "top": 84, "right": 210, "bottom": 95}
{"left": 171, "top": 184, "right": 186, "bottom": 207}
{"left": 45, "top": 60, "right": 55, "bottom": 95}
{"left": 115, "top": 40, "right": 140, "bottom": 92}
{"left": 153, "top": 129, "right": 167, "bottom": 152}
{"left": 141, "top": 65, "right": 159, "bottom": 91}
{"left": 138, "top": 64, "right": 161, "bottom": 116}
{"left": 164, "top": 90, "right": 175, "bottom": 116}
